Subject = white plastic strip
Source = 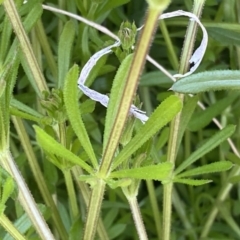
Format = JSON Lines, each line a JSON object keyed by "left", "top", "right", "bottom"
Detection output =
{"left": 43, "top": 5, "right": 208, "bottom": 123}
{"left": 160, "top": 10, "right": 208, "bottom": 78}
{"left": 77, "top": 41, "right": 149, "bottom": 123}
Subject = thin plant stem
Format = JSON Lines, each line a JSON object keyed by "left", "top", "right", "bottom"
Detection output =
{"left": 0, "top": 214, "right": 26, "bottom": 240}
{"left": 127, "top": 196, "right": 148, "bottom": 240}
{"left": 0, "top": 150, "right": 55, "bottom": 240}
{"left": 201, "top": 165, "right": 240, "bottom": 237}
{"left": 35, "top": 20, "right": 58, "bottom": 80}
{"left": 71, "top": 166, "right": 109, "bottom": 240}
{"left": 162, "top": 1, "right": 206, "bottom": 240}
{"left": 159, "top": 20, "right": 178, "bottom": 70}
{"left": 146, "top": 180, "right": 162, "bottom": 239}
{"left": 11, "top": 116, "right": 68, "bottom": 240}
{"left": 140, "top": 87, "right": 162, "bottom": 239}
{"left": 63, "top": 170, "right": 80, "bottom": 220}
{"left": 82, "top": 179, "right": 106, "bottom": 240}
{"left": 83, "top": 5, "right": 168, "bottom": 239}
{"left": 58, "top": 122, "right": 80, "bottom": 221}
{"left": 3, "top": 0, "right": 48, "bottom": 95}
{"left": 99, "top": 7, "right": 162, "bottom": 177}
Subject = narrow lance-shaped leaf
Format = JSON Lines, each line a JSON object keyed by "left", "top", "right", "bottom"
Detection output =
{"left": 58, "top": 20, "right": 75, "bottom": 88}
{"left": 208, "top": 27, "right": 240, "bottom": 46}
{"left": 171, "top": 70, "right": 240, "bottom": 94}
{"left": 109, "top": 162, "right": 173, "bottom": 181}
{"left": 176, "top": 161, "right": 233, "bottom": 178}
{"left": 103, "top": 54, "right": 133, "bottom": 152}
{"left": 63, "top": 65, "right": 98, "bottom": 169}
{"left": 174, "top": 125, "right": 236, "bottom": 175}
{"left": 1, "top": 177, "right": 15, "bottom": 204}
{"left": 188, "top": 93, "right": 238, "bottom": 132}
{"left": 112, "top": 95, "right": 182, "bottom": 170}
{"left": 173, "top": 178, "right": 212, "bottom": 186}
{"left": 11, "top": 98, "right": 44, "bottom": 118}
{"left": 34, "top": 125, "right": 93, "bottom": 174}
{"left": 176, "top": 95, "right": 198, "bottom": 152}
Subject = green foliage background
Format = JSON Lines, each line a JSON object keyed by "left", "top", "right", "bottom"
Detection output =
{"left": 1, "top": 0, "right": 240, "bottom": 239}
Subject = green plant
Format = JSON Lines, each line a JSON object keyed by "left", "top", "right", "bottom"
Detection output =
{"left": 0, "top": 0, "right": 239, "bottom": 239}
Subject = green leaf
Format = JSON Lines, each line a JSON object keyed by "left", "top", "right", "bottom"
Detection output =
{"left": 106, "top": 179, "right": 132, "bottom": 189}
{"left": 208, "top": 27, "right": 240, "bottom": 46}
{"left": 63, "top": 65, "right": 98, "bottom": 169}
{"left": 173, "top": 178, "right": 212, "bottom": 186}
{"left": 0, "top": 166, "right": 18, "bottom": 200}
{"left": 1, "top": 177, "right": 15, "bottom": 204}
{"left": 96, "top": 0, "right": 130, "bottom": 19}
{"left": 34, "top": 125, "right": 93, "bottom": 174}
{"left": 79, "top": 99, "right": 96, "bottom": 114}
{"left": 109, "top": 162, "right": 173, "bottom": 181}
{"left": 139, "top": 71, "right": 173, "bottom": 87}
{"left": 22, "top": 3, "right": 43, "bottom": 33}
{"left": 0, "top": 78, "right": 6, "bottom": 99}
{"left": 103, "top": 54, "right": 133, "bottom": 152}
{"left": 174, "top": 125, "right": 236, "bottom": 175}
{"left": 176, "top": 161, "right": 233, "bottom": 178}
{"left": 11, "top": 98, "right": 43, "bottom": 118}
{"left": 0, "top": 16, "right": 12, "bottom": 62}
{"left": 188, "top": 93, "right": 238, "bottom": 131}
{"left": 3, "top": 204, "right": 48, "bottom": 240}
{"left": 58, "top": 20, "right": 75, "bottom": 88}
{"left": 112, "top": 95, "right": 182, "bottom": 170}
{"left": 229, "top": 175, "right": 240, "bottom": 184}
{"left": 176, "top": 95, "right": 198, "bottom": 151}
{"left": 171, "top": 70, "right": 240, "bottom": 93}
{"left": 226, "top": 152, "right": 240, "bottom": 166}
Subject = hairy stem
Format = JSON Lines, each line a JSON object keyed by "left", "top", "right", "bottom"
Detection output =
{"left": 11, "top": 116, "right": 68, "bottom": 239}
{"left": 83, "top": 4, "right": 169, "bottom": 239}
{"left": 127, "top": 196, "right": 148, "bottom": 240}
{"left": 3, "top": 0, "right": 48, "bottom": 95}
{"left": 0, "top": 150, "right": 55, "bottom": 240}
{"left": 162, "top": 1, "right": 206, "bottom": 239}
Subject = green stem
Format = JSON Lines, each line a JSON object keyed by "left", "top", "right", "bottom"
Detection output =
{"left": 58, "top": 122, "right": 80, "bottom": 221}
{"left": 11, "top": 116, "right": 68, "bottom": 240}
{"left": 162, "top": 1, "right": 206, "bottom": 240}
{"left": 99, "top": 7, "right": 162, "bottom": 177}
{"left": 82, "top": 7, "right": 165, "bottom": 240}
{"left": 140, "top": 88, "right": 162, "bottom": 239}
{"left": 201, "top": 166, "right": 240, "bottom": 237}
{"left": 63, "top": 170, "right": 80, "bottom": 220}
{"left": 35, "top": 20, "right": 58, "bottom": 80}
{"left": 159, "top": 20, "right": 178, "bottom": 70}
{"left": 83, "top": 180, "right": 106, "bottom": 240}
{"left": 71, "top": 166, "right": 109, "bottom": 240}
{"left": 146, "top": 180, "right": 162, "bottom": 239}
{"left": 200, "top": 1, "right": 240, "bottom": 236}
{"left": 0, "top": 150, "right": 55, "bottom": 240}
{"left": 0, "top": 214, "right": 27, "bottom": 240}
{"left": 127, "top": 196, "right": 148, "bottom": 240}
{"left": 3, "top": 0, "right": 48, "bottom": 95}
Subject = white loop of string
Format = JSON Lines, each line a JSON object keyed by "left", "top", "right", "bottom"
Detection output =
{"left": 77, "top": 10, "right": 208, "bottom": 123}
{"left": 41, "top": 5, "right": 208, "bottom": 123}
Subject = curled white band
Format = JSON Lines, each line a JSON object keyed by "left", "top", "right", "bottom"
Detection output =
{"left": 138, "top": 10, "right": 208, "bottom": 78}
{"left": 77, "top": 10, "right": 208, "bottom": 123}
{"left": 77, "top": 41, "right": 149, "bottom": 123}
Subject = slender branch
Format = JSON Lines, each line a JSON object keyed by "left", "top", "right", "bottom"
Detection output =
{"left": 83, "top": 4, "right": 169, "bottom": 239}
{"left": 162, "top": 1, "right": 206, "bottom": 240}
{"left": 0, "top": 214, "right": 26, "bottom": 240}
{"left": 11, "top": 116, "right": 68, "bottom": 239}
{"left": 3, "top": 0, "right": 48, "bottom": 95}
{"left": 127, "top": 196, "right": 148, "bottom": 240}
{"left": 0, "top": 150, "right": 55, "bottom": 240}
